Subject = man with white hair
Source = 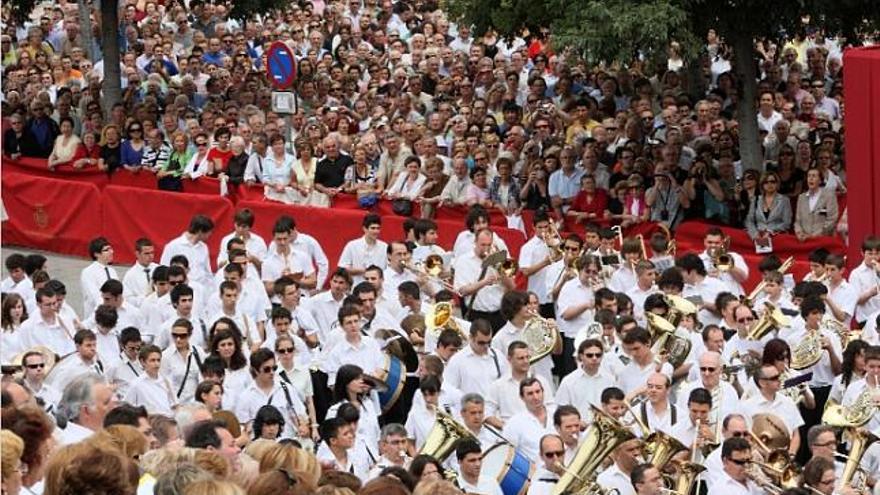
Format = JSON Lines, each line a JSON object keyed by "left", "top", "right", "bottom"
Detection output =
{"left": 676, "top": 351, "right": 740, "bottom": 433}
{"left": 57, "top": 373, "right": 118, "bottom": 445}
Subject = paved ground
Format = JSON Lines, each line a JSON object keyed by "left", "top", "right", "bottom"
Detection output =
{"left": 1, "top": 246, "right": 134, "bottom": 316}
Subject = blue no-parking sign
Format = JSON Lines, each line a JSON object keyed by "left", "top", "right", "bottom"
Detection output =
{"left": 266, "top": 41, "right": 297, "bottom": 90}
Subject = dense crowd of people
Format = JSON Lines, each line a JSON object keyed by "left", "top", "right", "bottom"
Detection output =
{"left": 1, "top": 0, "right": 878, "bottom": 494}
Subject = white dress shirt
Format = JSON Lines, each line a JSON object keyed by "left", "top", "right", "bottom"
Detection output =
{"left": 235, "top": 380, "right": 306, "bottom": 440}
{"left": 640, "top": 400, "right": 678, "bottom": 436}
{"left": 452, "top": 230, "right": 508, "bottom": 259}
{"left": 842, "top": 377, "right": 880, "bottom": 436}
{"left": 555, "top": 278, "right": 594, "bottom": 338}
{"left": 261, "top": 248, "right": 314, "bottom": 285}
{"left": 849, "top": 262, "right": 880, "bottom": 322}
{"left": 17, "top": 312, "right": 75, "bottom": 357}
{"left": 93, "top": 328, "right": 121, "bottom": 368}
{"left": 338, "top": 237, "right": 388, "bottom": 286}
{"left": 453, "top": 250, "right": 506, "bottom": 313}
{"left": 519, "top": 236, "right": 553, "bottom": 304}
{"left": 608, "top": 265, "right": 637, "bottom": 294}
{"left": 501, "top": 406, "right": 557, "bottom": 459}
{"left": 106, "top": 355, "right": 143, "bottom": 397}
{"left": 491, "top": 321, "right": 554, "bottom": 389}
{"left": 782, "top": 326, "right": 842, "bottom": 387}
{"left": 682, "top": 276, "right": 729, "bottom": 327}
{"left": 485, "top": 373, "right": 555, "bottom": 421}
{"left": 742, "top": 392, "right": 804, "bottom": 433}
{"left": 80, "top": 261, "right": 119, "bottom": 317}
{"left": 124, "top": 373, "right": 178, "bottom": 415}
{"left": 161, "top": 346, "right": 204, "bottom": 404}
{"left": 555, "top": 367, "right": 615, "bottom": 417}
{"left": 303, "top": 290, "right": 345, "bottom": 344}
{"left": 457, "top": 475, "right": 504, "bottom": 495}
{"left": 676, "top": 380, "right": 740, "bottom": 429}
{"left": 320, "top": 336, "right": 385, "bottom": 387}
{"left": 160, "top": 233, "right": 213, "bottom": 287}
{"left": 714, "top": 469, "right": 763, "bottom": 495}
{"left": 619, "top": 359, "right": 673, "bottom": 395}
{"left": 46, "top": 353, "right": 105, "bottom": 392}
{"left": 58, "top": 421, "right": 95, "bottom": 446}
{"left": 122, "top": 262, "right": 157, "bottom": 308}
{"left": 0, "top": 276, "right": 34, "bottom": 303}
{"left": 827, "top": 279, "right": 859, "bottom": 325}
{"left": 596, "top": 463, "right": 635, "bottom": 495}
{"left": 444, "top": 345, "right": 509, "bottom": 397}
{"left": 528, "top": 466, "right": 560, "bottom": 495}
{"left": 216, "top": 231, "right": 268, "bottom": 267}
{"left": 625, "top": 283, "right": 660, "bottom": 326}
{"left": 699, "top": 250, "right": 749, "bottom": 296}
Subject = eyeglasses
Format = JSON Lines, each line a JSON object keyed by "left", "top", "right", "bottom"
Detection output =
{"left": 812, "top": 440, "right": 836, "bottom": 448}
{"left": 727, "top": 458, "right": 751, "bottom": 466}
{"left": 474, "top": 340, "right": 491, "bottom": 346}
{"left": 130, "top": 128, "right": 142, "bottom": 132}
{"left": 730, "top": 431, "right": 748, "bottom": 438}
{"left": 699, "top": 366, "right": 718, "bottom": 373}
{"left": 172, "top": 333, "right": 190, "bottom": 339}
{"left": 761, "top": 374, "right": 781, "bottom": 381}
{"left": 261, "top": 365, "right": 278, "bottom": 373}
{"left": 277, "top": 347, "right": 295, "bottom": 354}
{"left": 543, "top": 450, "right": 565, "bottom": 458}
{"left": 196, "top": 142, "right": 207, "bottom": 147}
{"left": 583, "top": 352, "right": 602, "bottom": 359}
{"left": 25, "top": 363, "right": 46, "bottom": 369}
{"left": 736, "top": 316, "right": 755, "bottom": 323}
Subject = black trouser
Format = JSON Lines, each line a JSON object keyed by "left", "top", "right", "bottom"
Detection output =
{"left": 552, "top": 335, "right": 576, "bottom": 379}
{"left": 380, "top": 375, "right": 419, "bottom": 427}
{"left": 468, "top": 309, "right": 506, "bottom": 334}
{"left": 310, "top": 369, "right": 333, "bottom": 423}
{"left": 795, "top": 384, "right": 831, "bottom": 465}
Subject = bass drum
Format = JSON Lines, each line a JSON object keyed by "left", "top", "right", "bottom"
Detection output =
{"left": 374, "top": 354, "right": 406, "bottom": 414}
{"left": 481, "top": 442, "right": 535, "bottom": 495}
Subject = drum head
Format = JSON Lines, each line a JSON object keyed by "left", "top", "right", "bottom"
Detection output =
{"left": 374, "top": 328, "right": 419, "bottom": 372}
{"left": 481, "top": 442, "right": 534, "bottom": 495}
{"left": 480, "top": 442, "right": 513, "bottom": 478}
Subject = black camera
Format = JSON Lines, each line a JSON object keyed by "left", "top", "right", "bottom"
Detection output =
{"left": 660, "top": 209, "right": 670, "bottom": 221}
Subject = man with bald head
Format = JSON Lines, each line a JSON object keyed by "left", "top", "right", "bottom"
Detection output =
{"left": 528, "top": 434, "right": 566, "bottom": 495}
{"left": 628, "top": 372, "right": 677, "bottom": 436}
{"left": 315, "top": 135, "right": 353, "bottom": 198}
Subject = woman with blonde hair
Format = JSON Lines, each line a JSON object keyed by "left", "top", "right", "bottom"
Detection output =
{"left": 1, "top": 430, "right": 26, "bottom": 495}
{"left": 182, "top": 480, "right": 246, "bottom": 495}
{"left": 43, "top": 442, "right": 138, "bottom": 495}
{"left": 92, "top": 424, "right": 149, "bottom": 460}
{"left": 258, "top": 444, "right": 322, "bottom": 487}
{"left": 97, "top": 124, "right": 123, "bottom": 172}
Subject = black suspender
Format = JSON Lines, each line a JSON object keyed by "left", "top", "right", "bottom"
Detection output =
{"left": 489, "top": 349, "right": 501, "bottom": 378}
{"left": 126, "top": 360, "right": 140, "bottom": 377}
{"left": 640, "top": 402, "right": 678, "bottom": 428}
{"left": 176, "top": 348, "right": 202, "bottom": 398}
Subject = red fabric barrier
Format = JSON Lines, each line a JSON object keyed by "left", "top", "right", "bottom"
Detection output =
{"left": 674, "top": 221, "right": 846, "bottom": 290}
{"left": 2, "top": 157, "right": 109, "bottom": 187}
{"left": 102, "top": 186, "right": 235, "bottom": 265}
{"left": 183, "top": 177, "right": 224, "bottom": 196}
{"left": 108, "top": 169, "right": 160, "bottom": 189}
{"left": 843, "top": 47, "right": 880, "bottom": 270}
{"left": 1, "top": 172, "right": 102, "bottom": 257}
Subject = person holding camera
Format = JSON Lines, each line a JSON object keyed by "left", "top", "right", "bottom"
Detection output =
{"left": 683, "top": 158, "right": 727, "bottom": 222}
{"left": 646, "top": 164, "right": 690, "bottom": 229}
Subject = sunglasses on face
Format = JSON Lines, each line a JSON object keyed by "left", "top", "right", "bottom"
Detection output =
{"left": 700, "top": 367, "right": 717, "bottom": 372}
{"left": 26, "top": 363, "right": 46, "bottom": 369}
{"left": 276, "top": 347, "right": 295, "bottom": 354}
{"left": 261, "top": 365, "right": 278, "bottom": 373}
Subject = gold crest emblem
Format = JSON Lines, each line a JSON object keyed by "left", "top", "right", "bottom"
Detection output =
{"left": 33, "top": 204, "right": 49, "bottom": 229}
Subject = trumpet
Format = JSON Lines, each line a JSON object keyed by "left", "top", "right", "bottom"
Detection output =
{"left": 708, "top": 236, "right": 733, "bottom": 272}
{"left": 485, "top": 245, "right": 518, "bottom": 278}
{"left": 543, "top": 222, "right": 565, "bottom": 262}
{"left": 404, "top": 255, "right": 459, "bottom": 294}
{"left": 744, "top": 256, "right": 794, "bottom": 306}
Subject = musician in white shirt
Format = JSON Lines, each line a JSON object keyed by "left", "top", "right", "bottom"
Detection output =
{"left": 367, "top": 423, "right": 412, "bottom": 479}
{"left": 553, "top": 405, "right": 582, "bottom": 465}
{"left": 235, "top": 348, "right": 308, "bottom": 441}
{"left": 320, "top": 304, "right": 385, "bottom": 388}
{"left": 670, "top": 387, "right": 715, "bottom": 457}
{"left": 608, "top": 238, "right": 643, "bottom": 293}
{"left": 455, "top": 439, "right": 504, "bottom": 495}
{"left": 628, "top": 372, "right": 678, "bottom": 436}
{"left": 556, "top": 338, "right": 616, "bottom": 417}
{"left": 704, "top": 414, "right": 750, "bottom": 490}
{"left": 677, "top": 253, "right": 728, "bottom": 327}
{"left": 160, "top": 284, "right": 210, "bottom": 351}
{"left": 122, "top": 238, "right": 158, "bottom": 308}
{"left": 527, "top": 434, "right": 566, "bottom": 495}
{"left": 619, "top": 328, "right": 673, "bottom": 395}
{"left": 261, "top": 227, "right": 317, "bottom": 292}
{"left": 90, "top": 305, "right": 121, "bottom": 368}
{"left": 714, "top": 437, "right": 763, "bottom": 495}
{"left": 453, "top": 228, "right": 516, "bottom": 331}
{"left": 451, "top": 207, "right": 509, "bottom": 258}
{"left": 841, "top": 345, "right": 880, "bottom": 436}
{"left": 824, "top": 254, "right": 858, "bottom": 326}
{"left": 698, "top": 227, "right": 749, "bottom": 297}
{"left": 631, "top": 463, "right": 666, "bottom": 495}
{"left": 848, "top": 237, "right": 880, "bottom": 326}
{"left": 125, "top": 344, "right": 178, "bottom": 415}
{"left": 518, "top": 211, "right": 557, "bottom": 316}
{"left": 208, "top": 281, "right": 262, "bottom": 351}
{"left": 304, "top": 268, "right": 352, "bottom": 344}
{"left": 555, "top": 254, "right": 602, "bottom": 377}
{"left": 742, "top": 365, "right": 803, "bottom": 454}
{"left": 80, "top": 237, "right": 119, "bottom": 317}
{"left": 502, "top": 377, "right": 557, "bottom": 459}
{"left": 493, "top": 291, "right": 558, "bottom": 388}
{"left": 485, "top": 342, "right": 555, "bottom": 427}
{"left": 596, "top": 437, "right": 643, "bottom": 495}
{"left": 444, "top": 320, "right": 509, "bottom": 397}
{"left": 338, "top": 213, "right": 389, "bottom": 286}
{"left": 160, "top": 214, "right": 215, "bottom": 288}
{"left": 84, "top": 280, "right": 143, "bottom": 336}
{"left": 677, "top": 352, "right": 740, "bottom": 430}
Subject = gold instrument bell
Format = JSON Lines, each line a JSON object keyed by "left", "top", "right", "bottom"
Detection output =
{"left": 745, "top": 302, "right": 790, "bottom": 341}
{"left": 790, "top": 330, "right": 823, "bottom": 370}
{"left": 418, "top": 409, "right": 477, "bottom": 465}
{"left": 646, "top": 312, "right": 691, "bottom": 369}
{"left": 552, "top": 406, "right": 636, "bottom": 495}
{"left": 664, "top": 294, "right": 697, "bottom": 328}
{"left": 708, "top": 237, "right": 733, "bottom": 272}
{"left": 484, "top": 247, "right": 518, "bottom": 278}
{"left": 425, "top": 302, "right": 466, "bottom": 340}
{"left": 822, "top": 385, "right": 877, "bottom": 428}
{"left": 522, "top": 312, "right": 559, "bottom": 365}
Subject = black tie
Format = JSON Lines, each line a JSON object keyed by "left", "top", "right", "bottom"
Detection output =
{"left": 144, "top": 267, "right": 151, "bottom": 284}
{"left": 104, "top": 266, "right": 111, "bottom": 280}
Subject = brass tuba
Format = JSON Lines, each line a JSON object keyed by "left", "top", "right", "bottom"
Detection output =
{"left": 745, "top": 302, "right": 790, "bottom": 341}
{"left": 418, "top": 409, "right": 477, "bottom": 465}
{"left": 646, "top": 313, "right": 691, "bottom": 369}
{"left": 839, "top": 428, "right": 878, "bottom": 492}
{"left": 551, "top": 406, "right": 636, "bottom": 495}
{"left": 523, "top": 311, "right": 559, "bottom": 365}
{"left": 664, "top": 295, "right": 697, "bottom": 328}
{"left": 643, "top": 431, "right": 687, "bottom": 469}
